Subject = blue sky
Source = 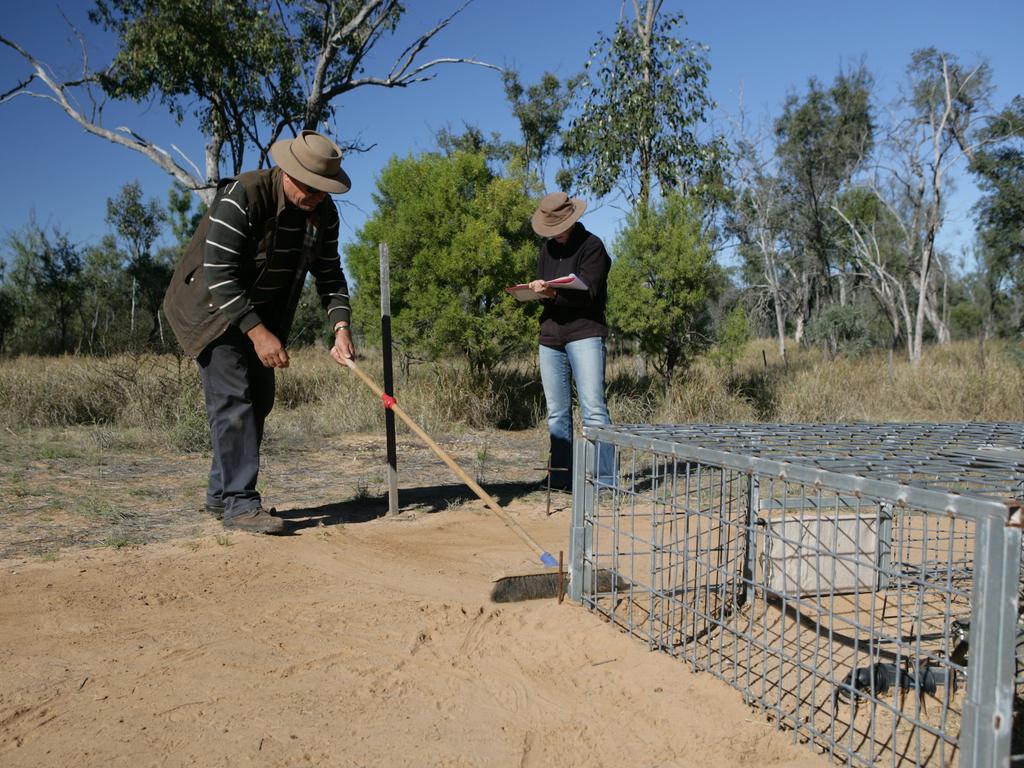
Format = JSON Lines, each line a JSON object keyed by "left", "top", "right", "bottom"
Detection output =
{"left": 1, "top": 0, "right": 1020, "bottom": 268}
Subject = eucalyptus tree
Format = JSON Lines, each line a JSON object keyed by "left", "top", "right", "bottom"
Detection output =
{"left": 105, "top": 181, "right": 172, "bottom": 343}
{"left": 4, "top": 223, "right": 84, "bottom": 354}
{"left": 1, "top": 1, "right": 497, "bottom": 204}
{"left": 772, "top": 66, "right": 874, "bottom": 344}
{"left": 971, "top": 96, "right": 1024, "bottom": 331}
{"left": 502, "top": 69, "right": 581, "bottom": 187}
{"left": 873, "top": 48, "right": 993, "bottom": 363}
{"left": 726, "top": 128, "right": 792, "bottom": 359}
{"left": 560, "top": 2, "right": 719, "bottom": 215}
{"left": 831, "top": 187, "right": 914, "bottom": 356}
{"left": 79, "top": 236, "right": 134, "bottom": 353}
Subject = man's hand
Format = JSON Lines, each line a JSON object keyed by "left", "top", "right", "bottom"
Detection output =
{"left": 330, "top": 327, "right": 356, "bottom": 365}
{"left": 247, "top": 324, "right": 289, "bottom": 368}
{"left": 528, "top": 279, "right": 556, "bottom": 298}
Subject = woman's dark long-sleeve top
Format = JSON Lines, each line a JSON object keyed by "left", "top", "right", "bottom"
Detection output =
{"left": 535, "top": 223, "right": 611, "bottom": 347}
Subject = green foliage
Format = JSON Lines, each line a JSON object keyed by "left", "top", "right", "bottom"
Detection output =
{"left": 607, "top": 193, "right": 721, "bottom": 379}
{"left": 435, "top": 124, "right": 516, "bottom": 173}
{"left": 949, "top": 300, "right": 984, "bottom": 338}
{"left": 774, "top": 66, "right": 874, "bottom": 303}
{"left": 775, "top": 68, "right": 875, "bottom": 194}
{"left": 106, "top": 180, "right": 164, "bottom": 260}
{"left": 561, "top": 10, "right": 719, "bottom": 212}
{"left": 104, "top": 182, "right": 176, "bottom": 348}
{"left": 908, "top": 48, "right": 992, "bottom": 137}
{"left": 503, "top": 70, "right": 580, "bottom": 184}
{"left": 78, "top": 236, "right": 134, "bottom": 353}
{"left": 805, "top": 303, "right": 874, "bottom": 359}
{"left": 972, "top": 96, "right": 1024, "bottom": 328}
{"left": 91, "top": 0, "right": 302, "bottom": 172}
{"left": 4, "top": 223, "right": 84, "bottom": 354}
{"left": 710, "top": 305, "right": 752, "bottom": 369}
{"left": 0, "top": 182, "right": 190, "bottom": 356}
{"left": 85, "top": 0, "right": 453, "bottom": 180}
{"left": 0, "top": 278, "right": 15, "bottom": 354}
{"left": 344, "top": 149, "right": 537, "bottom": 377}
{"left": 165, "top": 183, "right": 204, "bottom": 255}
{"left": 287, "top": 278, "right": 332, "bottom": 349}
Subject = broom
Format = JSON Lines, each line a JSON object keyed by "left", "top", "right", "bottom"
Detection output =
{"left": 342, "top": 358, "right": 564, "bottom": 601}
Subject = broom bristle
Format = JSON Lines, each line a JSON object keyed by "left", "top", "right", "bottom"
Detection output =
{"left": 489, "top": 569, "right": 631, "bottom": 603}
{"left": 490, "top": 572, "right": 563, "bottom": 602}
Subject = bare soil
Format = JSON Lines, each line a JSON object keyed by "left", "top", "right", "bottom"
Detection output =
{"left": 0, "top": 426, "right": 826, "bottom": 767}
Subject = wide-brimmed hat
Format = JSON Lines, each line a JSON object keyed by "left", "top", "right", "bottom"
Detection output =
{"left": 270, "top": 130, "right": 351, "bottom": 194}
{"left": 531, "top": 191, "right": 587, "bottom": 237}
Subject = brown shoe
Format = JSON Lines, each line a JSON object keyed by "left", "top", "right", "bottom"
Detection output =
{"left": 223, "top": 507, "right": 285, "bottom": 535}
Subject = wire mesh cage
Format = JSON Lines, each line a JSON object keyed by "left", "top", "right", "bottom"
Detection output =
{"left": 569, "top": 423, "right": 1024, "bottom": 768}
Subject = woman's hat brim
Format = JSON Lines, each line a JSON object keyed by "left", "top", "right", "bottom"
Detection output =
{"left": 531, "top": 198, "right": 586, "bottom": 236}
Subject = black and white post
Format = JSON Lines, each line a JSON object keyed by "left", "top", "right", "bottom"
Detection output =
{"left": 379, "top": 242, "right": 399, "bottom": 515}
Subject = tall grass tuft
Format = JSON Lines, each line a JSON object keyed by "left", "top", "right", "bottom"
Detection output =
{"left": 773, "top": 343, "right": 1024, "bottom": 422}
{"left": 276, "top": 350, "right": 545, "bottom": 437}
{"left": 1, "top": 340, "right": 1021, "bottom": 445}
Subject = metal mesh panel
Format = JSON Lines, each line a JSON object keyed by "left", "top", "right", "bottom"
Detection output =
{"left": 571, "top": 423, "right": 1024, "bottom": 768}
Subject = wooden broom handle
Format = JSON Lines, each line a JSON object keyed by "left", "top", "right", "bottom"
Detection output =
{"left": 343, "top": 358, "right": 556, "bottom": 565}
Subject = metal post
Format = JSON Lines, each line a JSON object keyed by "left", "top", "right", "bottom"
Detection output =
{"left": 739, "top": 474, "right": 759, "bottom": 607}
{"left": 875, "top": 502, "right": 893, "bottom": 591}
{"left": 569, "top": 438, "right": 590, "bottom": 603}
{"left": 960, "top": 515, "right": 1020, "bottom": 766}
{"left": 379, "top": 242, "right": 399, "bottom": 516}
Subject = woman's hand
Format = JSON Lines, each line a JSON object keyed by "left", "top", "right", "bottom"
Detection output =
{"left": 528, "top": 279, "right": 556, "bottom": 298}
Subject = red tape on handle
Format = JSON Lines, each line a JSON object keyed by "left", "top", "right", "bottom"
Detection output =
{"left": 381, "top": 393, "right": 396, "bottom": 409}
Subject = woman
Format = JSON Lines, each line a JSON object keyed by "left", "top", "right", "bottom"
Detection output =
{"left": 527, "top": 191, "right": 614, "bottom": 490}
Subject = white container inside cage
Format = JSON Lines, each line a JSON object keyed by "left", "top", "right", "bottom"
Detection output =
{"left": 756, "top": 502, "right": 889, "bottom": 597}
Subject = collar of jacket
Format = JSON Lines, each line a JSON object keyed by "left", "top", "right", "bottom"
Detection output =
{"left": 548, "top": 222, "right": 586, "bottom": 255}
{"left": 273, "top": 167, "right": 289, "bottom": 217}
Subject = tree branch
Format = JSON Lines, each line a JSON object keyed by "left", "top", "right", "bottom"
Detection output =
{"left": 323, "top": 56, "right": 500, "bottom": 102}
{"left": 1, "top": 34, "right": 210, "bottom": 201}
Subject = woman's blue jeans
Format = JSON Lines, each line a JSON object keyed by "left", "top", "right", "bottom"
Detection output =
{"left": 538, "top": 337, "right": 615, "bottom": 488}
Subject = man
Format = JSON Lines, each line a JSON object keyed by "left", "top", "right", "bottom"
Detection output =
{"left": 163, "top": 130, "right": 356, "bottom": 534}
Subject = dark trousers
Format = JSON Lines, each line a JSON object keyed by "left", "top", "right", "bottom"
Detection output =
{"left": 196, "top": 326, "right": 275, "bottom": 519}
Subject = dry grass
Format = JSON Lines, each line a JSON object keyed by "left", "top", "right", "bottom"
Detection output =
{"left": 0, "top": 340, "right": 1020, "bottom": 449}
{"left": 767, "top": 341, "right": 1024, "bottom": 422}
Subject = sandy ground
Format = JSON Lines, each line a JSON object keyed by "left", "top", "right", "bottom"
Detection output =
{"left": 0, "top": 429, "right": 828, "bottom": 768}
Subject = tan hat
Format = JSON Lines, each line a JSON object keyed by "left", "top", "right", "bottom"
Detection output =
{"left": 531, "top": 191, "right": 587, "bottom": 237}
{"left": 270, "top": 130, "right": 351, "bottom": 194}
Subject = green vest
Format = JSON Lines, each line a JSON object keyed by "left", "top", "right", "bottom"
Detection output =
{"left": 162, "top": 168, "right": 322, "bottom": 357}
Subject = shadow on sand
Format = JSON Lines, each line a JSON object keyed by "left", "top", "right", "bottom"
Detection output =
{"left": 275, "top": 480, "right": 554, "bottom": 533}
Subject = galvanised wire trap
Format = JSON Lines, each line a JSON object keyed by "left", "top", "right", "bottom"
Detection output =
{"left": 568, "top": 423, "right": 1024, "bottom": 768}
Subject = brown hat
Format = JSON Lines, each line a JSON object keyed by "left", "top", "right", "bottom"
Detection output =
{"left": 270, "top": 130, "right": 351, "bottom": 194}
{"left": 531, "top": 191, "right": 587, "bottom": 237}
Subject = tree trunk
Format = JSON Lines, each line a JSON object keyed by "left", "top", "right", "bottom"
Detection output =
{"left": 911, "top": 246, "right": 930, "bottom": 365}
{"left": 774, "top": 295, "right": 786, "bottom": 361}
{"left": 923, "top": 289, "right": 951, "bottom": 344}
